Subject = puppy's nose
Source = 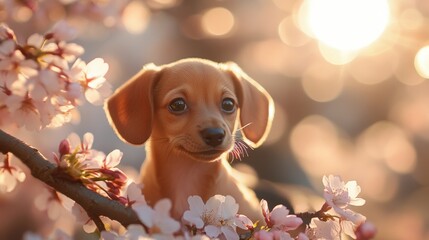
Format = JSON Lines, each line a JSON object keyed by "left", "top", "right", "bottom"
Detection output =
{"left": 200, "top": 128, "right": 225, "bottom": 147}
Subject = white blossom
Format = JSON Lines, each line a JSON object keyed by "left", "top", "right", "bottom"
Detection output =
{"left": 132, "top": 199, "right": 181, "bottom": 238}
{"left": 183, "top": 195, "right": 249, "bottom": 240}
{"left": 261, "top": 199, "right": 302, "bottom": 232}
{"left": 0, "top": 154, "right": 26, "bottom": 193}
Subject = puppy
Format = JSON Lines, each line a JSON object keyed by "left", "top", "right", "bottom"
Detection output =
{"left": 105, "top": 58, "right": 274, "bottom": 221}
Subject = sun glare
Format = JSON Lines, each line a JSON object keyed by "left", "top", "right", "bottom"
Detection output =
{"left": 303, "top": 0, "right": 390, "bottom": 51}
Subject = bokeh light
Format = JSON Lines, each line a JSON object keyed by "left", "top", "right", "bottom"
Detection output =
{"left": 303, "top": 0, "right": 390, "bottom": 51}
{"left": 201, "top": 7, "right": 235, "bottom": 37}
{"left": 278, "top": 16, "right": 311, "bottom": 47}
{"left": 349, "top": 48, "right": 398, "bottom": 85}
{"left": 122, "top": 0, "right": 151, "bottom": 34}
{"left": 414, "top": 45, "right": 429, "bottom": 79}
{"left": 356, "top": 121, "right": 417, "bottom": 174}
{"left": 301, "top": 61, "right": 344, "bottom": 102}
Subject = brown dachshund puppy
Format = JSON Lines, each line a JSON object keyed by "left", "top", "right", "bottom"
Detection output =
{"left": 105, "top": 58, "right": 274, "bottom": 221}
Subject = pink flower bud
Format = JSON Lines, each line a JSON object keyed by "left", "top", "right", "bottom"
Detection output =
{"left": 355, "top": 221, "right": 377, "bottom": 240}
{"left": 58, "top": 139, "right": 70, "bottom": 157}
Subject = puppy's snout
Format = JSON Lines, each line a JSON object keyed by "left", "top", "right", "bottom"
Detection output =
{"left": 200, "top": 128, "right": 225, "bottom": 147}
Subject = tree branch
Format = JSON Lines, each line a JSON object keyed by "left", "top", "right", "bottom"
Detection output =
{"left": 0, "top": 129, "right": 141, "bottom": 229}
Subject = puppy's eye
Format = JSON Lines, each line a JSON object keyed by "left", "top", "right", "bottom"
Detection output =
{"left": 168, "top": 98, "right": 188, "bottom": 114}
{"left": 221, "top": 98, "right": 236, "bottom": 113}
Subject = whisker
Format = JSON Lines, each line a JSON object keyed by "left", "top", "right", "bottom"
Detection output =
{"left": 228, "top": 132, "right": 253, "bottom": 163}
{"left": 236, "top": 122, "right": 252, "bottom": 132}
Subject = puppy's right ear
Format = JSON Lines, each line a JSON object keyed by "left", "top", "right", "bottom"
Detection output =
{"left": 105, "top": 64, "right": 161, "bottom": 145}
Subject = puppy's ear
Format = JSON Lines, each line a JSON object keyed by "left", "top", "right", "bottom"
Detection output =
{"left": 105, "top": 64, "right": 161, "bottom": 145}
{"left": 222, "top": 62, "right": 275, "bottom": 148}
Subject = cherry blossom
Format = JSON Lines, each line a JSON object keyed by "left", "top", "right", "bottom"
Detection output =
{"left": 306, "top": 218, "right": 341, "bottom": 240}
{"left": 132, "top": 198, "right": 181, "bottom": 238}
{"left": 71, "top": 203, "right": 116, "bottom": 233}
{"left": 254, "top": 229, "right": 295, "bottom": 240}
{"left": 34, "top": 187, "right": 74, "bottom": 219}
{"left": 323, "top": 175, "right": 366, "bottom": 209}
{"left": 322, "top": 175, "right": 366, "bottom": 224}
{"left": 82, "top": 58, "right": 112, "bottom": 105}
{"left": 355, "top": 221, "right": 377, "bottom": 240}
{"left": 0, "top": 153, "right": 26, "bottom": 193}
{"left": 101, "top": 224, "right": 149, "bottom": 240}
{"left": 0, "top": 23, "right": 111, "bottom": 130}
{"left": 55, "top": 132, "right": 129, "bottom": 203}
{"left": 183, "top": 195, "right": 250, "bottom": 240}
{"left": 23, "top": 229, "right": 72, "bottom": 240}
{"left": 123, "top": 182, "right": 146, "bottom": 207}
{"left": 47, "top": 20, "right": 78, "bottom": 42}
{"left": 261, "top": 199, "right": 303, "bottom": 232}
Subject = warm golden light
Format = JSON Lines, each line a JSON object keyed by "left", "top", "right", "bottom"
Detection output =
{"left": 349, "top": 49, "right": 398, "bottom": 85}
{"left": 278, "top": 16, "right": 310, "bottom": 47}
{"left": 302, "top": 61, "right": 344, "bottom": 102}
{"left": 318, "top": 43, "right": 357, "bottom": 65}
{"left": 414, "top": 46, "right": 429, "bottom": 79}
{"left": 356, "top": 121, "right": 417, "bottom": 174}
{"left": 303, "top": 0, "right": 390, "bottom": 51}
{"left": 122, "top": 1, "right": 151, "bottom": 34}
{"left": 201, "top": 7, "right": 235, "bottom": 37}
{"left": 13, "top": 6, "right": 33, "bottom": 22}
{"left": 290, "top": 115, "right": 349, "bottom": 176}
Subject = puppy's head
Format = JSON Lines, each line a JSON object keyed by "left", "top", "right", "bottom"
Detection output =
{"left": 105, "top": 58, "right": 274, "bottom": 162}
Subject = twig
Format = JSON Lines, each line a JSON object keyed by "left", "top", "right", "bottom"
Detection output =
{"left": 0, "top": 129, "right": 141, "bottom": 230}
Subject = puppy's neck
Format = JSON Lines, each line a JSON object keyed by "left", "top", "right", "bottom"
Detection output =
{"left": 142, "top": 140, "right": 227, "bottom": 218}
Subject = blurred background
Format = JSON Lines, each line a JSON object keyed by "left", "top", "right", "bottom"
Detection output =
{"left": 1, "top": 0, "right": 429, "bottom": 239}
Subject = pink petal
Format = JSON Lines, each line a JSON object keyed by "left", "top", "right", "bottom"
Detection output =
{"left": 105, "top": 149, "right": 123, "bottom": 168}
{"left": 221, "top": 226, "right": 239, "bottom": 240}
{"left": 205, "top": 225, "right": 221, "bottom": 238}
{"left": 82, "top": 132, "right": 94, "bottom": 150}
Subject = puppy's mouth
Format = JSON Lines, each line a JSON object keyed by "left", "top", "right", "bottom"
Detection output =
{"left": 177, "top": 146, "right": 226, "bottom": 161}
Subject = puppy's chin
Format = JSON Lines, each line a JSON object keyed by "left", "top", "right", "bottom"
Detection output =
{"left": 176, "top": 146, "right": 228, "bottom": 162}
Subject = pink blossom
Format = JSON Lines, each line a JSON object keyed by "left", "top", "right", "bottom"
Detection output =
{"left": 307, "top": 219, "right": 341, "bottom": 240}
{"left": 27, "top": 69, "right": 63, "bottom": 101}
{"left": 0, "top": 24, "right": 112, "bottom": 130}
{"left": 71, "top": 203, "right": 114, "bottom": 233}
{"left": 183, "top": 195, "right": 248, "bottom": 240}
{"left": 261, "top": 199, "right": 303, "bottom": 232}
{"left": 323, "top": 175, "right": 366, "bottom": 209}
{"left": 322, "top": 175, "right": 366, "bottom": 225}
{"left": 254, "top": 229, "right": 294, "bottom": 240}
{"left": 47, "top": 20, "right": 78, "bottom": 42}
{"left": 0, "top": 41, "right": 38, "bottom": 76}
{"left": 124, "top": 182, "right": 146, "bottom": 207}
{"left": 3, "top": 95, "right": 42, "bottom": 130}
{"left": 355, "top": 221, "right": 377, "bottom": 240}
{"left": 101, "top": 224, "right": 149, "bottom": 240}
{"left": 43, "top": 41, "right": 84, "bottom": 62}
{"left": 0, "top": 154, "right": 26, "bottom": 193}
{"left": 0, "top": 24, "right": 15, "bottom": 40}
{"left": 132, "top": 198, "right": 180, "bottom": 237}
{"left": 34, "top": 187, "right": 74, "bottom": 219}
{"left": 27, "top": 33, "right": 45, "bottom": 48}
{"left": 102, "top": 149, "right": 123, "bottom": 169}
{"left": 23, "top": 229, "right": 72, "bottom": 240}
{"left": 82, "top": 58, "right": 112, "bottom": 105}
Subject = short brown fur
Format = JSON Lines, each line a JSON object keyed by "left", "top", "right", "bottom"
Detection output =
{"left": 105, "top": 58, "right": 274, "bottom": 221}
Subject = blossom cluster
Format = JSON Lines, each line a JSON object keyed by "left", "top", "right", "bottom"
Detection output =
{"left": 54, "top": 132, "right": 128, "bottom": 203}
{"left": 0, "top": 22, "right": 111, "bottom": 130}
{"left": 7, "top": 132, "right": 376, "bottom": 240}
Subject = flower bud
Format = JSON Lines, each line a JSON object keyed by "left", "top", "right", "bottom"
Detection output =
{"left": 58, "top": 139, "right": 70, "bottom": 157}
{"left": 355, "top": 221, "right": 377, "bottom": 240}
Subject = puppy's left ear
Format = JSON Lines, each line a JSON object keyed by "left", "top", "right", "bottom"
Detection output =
{"left": 222, "top": 62, "right": 275, "bottom": 148}
{"left": 105, "top": 64, "right": 161, "bottom": 145}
